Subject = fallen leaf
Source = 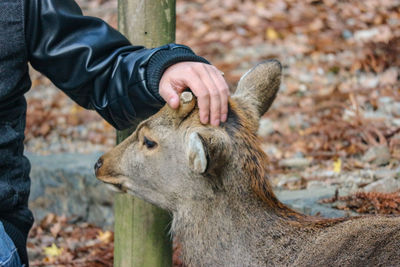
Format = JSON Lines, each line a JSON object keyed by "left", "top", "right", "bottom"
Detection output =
{"left": 266, "top": 27, "right": 279, "bottom": 40}
{"left": 43, "top": 243, "right": 63, "bottom": 258}
{"left": 97, "top": 230, "right": 112, "bottom": 243}
{"left": 333, "top": 158, "right": 342, "bottom": 173}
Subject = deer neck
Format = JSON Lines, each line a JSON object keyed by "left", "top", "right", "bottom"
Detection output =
{"left": 172, "top": 168, "right": 312, "bottom": 266}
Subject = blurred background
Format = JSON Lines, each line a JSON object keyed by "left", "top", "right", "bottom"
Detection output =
{"left": 26, "top": 0, "right": 400, "bottom": 265}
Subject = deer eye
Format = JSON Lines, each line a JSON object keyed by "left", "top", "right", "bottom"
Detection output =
{"left": 143, "top": 136, "right": 157, "bottom": 149}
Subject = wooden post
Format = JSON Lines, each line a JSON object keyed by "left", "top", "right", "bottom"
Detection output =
{"left": 114, "top": 0, "right": 176, "bottom": 266}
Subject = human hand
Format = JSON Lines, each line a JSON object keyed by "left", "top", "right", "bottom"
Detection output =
{"left": 159, "top": 62, "right": 229, "bottom": 126}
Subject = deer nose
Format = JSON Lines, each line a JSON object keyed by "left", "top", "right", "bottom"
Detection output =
{"left": 94, "top": 158, "right": 103, "bottom": 174}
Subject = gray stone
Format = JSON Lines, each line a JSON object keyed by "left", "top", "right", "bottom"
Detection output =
{"left": 341, "top": 29, "right": 353, "bottom": 40}
{"left": 231, "top": 44, "right": 287, "bottom": 60}
{"left": 261, "top": 144, "right": 282, "bottom": 158}
{"left": 362, "top": 145, "right": 391, "bottom": 166}
{"left": 257, "top": 118, "right": 274, "bottom": 137}
{"left": 306, "top": 180, "right": 328, "bottom": 190}
{"left": 337, "top": 171, "right": 374, "bottom": 191}
{"left": 393, "top": 119, "right": 400, "bottom": 127}
{"left": 276, "top": 187, "right": 356, "bottom": 218}
{"left": 391, "top": 102, "right": 400, "bottom": 117}
{"left": 380, "top": 104, "right": 400, "bottom": 119}
{"left": 311, "top": 170, "right": 336, "bottom": 178}
{"left": 373, "top": 168, "right": 400, "bottom": 180}
{"left": 378, "top": 96, "right": 394, "bottom": 114}
{"left": 359, "top": 74, "right": 379, "bottom": 89}
{"left": 299, "top": 73, "right": 313, "bottom": 83}
{"left": 362, "top": 111, "right": 388, "bottom": 120}
{"left": 276, "top": 175, "right": 304, "bottom": 190}
{"left": 288, "top": 114, "right": 309, "bottom": 129}
{"left": 27, "top": 152, "right": 115, "bottom": 227}
{"left": 279, "top": 157, "right": 312, "bottom": 169}
{"left": 378, "top": 96, "right": 394, "bottom": 105}
{"left": 354, "top": 28, "right": 379, "bottom": 41}
{"left": 364, "top": 177, "right": 400, "bottom": 193}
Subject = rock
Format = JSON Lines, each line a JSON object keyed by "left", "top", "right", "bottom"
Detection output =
{"left": 391, "top": 102, "right": 400, "bottom": 117}
{"left": 354, "top": 28, "right": 379, "bottom": 41}
{"left": 298, "top": 73, "right": 313, "bottom": 83}
{"left": 279, "top": 157, "right": 312, "bottom": 169}
{"left": 346, "top": 18, "right": 356, "bottom": 26}
{"left": 288, "top": 114, "right": 309, "bottom": 129}
{"left": 293, "top": 151, "right": 305, "bottom": 158}
{"left": 257, "top": 118, "right": 274, "bottom": 137}
{"left": 231, "top": 44, "right": 286, "bottom": 61}
{"left": 373, "top": 168, "right": 400, "bottom": 180}
{"left": 362, "top": 111, "right": 388, "bottom": 120}
{"left": 354, "top": 26, "right": 392, "bottom": 43}
{"left": 298, "top": 84, "right": 307, "bottom": 92}
{"left": 27, "top": 152, "right": 114, "bottom": 227}
{"left": 359, "top": 74, "right": 379, "bottom": 89}
{"left": 341, "top": 29, "right": 353, "bottom": 40}
{"left": 393, "top": 119, "right": 400, "bottom": 127}
{"left": 338, "top": 172, "right": 374, "bottom": 192}
{"left": 364, "top": 178, "right": 400, "bottom": 193}
{"left": 362, "top": 145, "right": 391, "bottom": 166}
{"left": 378, "top": 97, "right": 400, "bottom": 117}
{"left": 261, "top": 144, "right": 282, "bottom": 159}
{"left": 378, "top": 96, "right": 394, "bottom": 105}
{"left": 276, "top": 175, "right": 306, "bottom": 190}
{"left": 378, "top": 96, "right": 394, "bottom": 114}
{"left": 276, "top": 186, "right": 356, "bottom": 218}
{"left": 311, "top": 169, "right": 336, "bottom": 178}
{"left": 306, "top": 180, "right": 327, "bottom": 190}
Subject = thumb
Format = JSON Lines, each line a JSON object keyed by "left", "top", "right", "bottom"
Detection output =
{"left": 159, "top": 83, "right": 180, "bottom": 109}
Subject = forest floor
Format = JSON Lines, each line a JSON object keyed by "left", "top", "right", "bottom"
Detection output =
{"left": 26, "top": 0, "right": 400, "bottom": 265}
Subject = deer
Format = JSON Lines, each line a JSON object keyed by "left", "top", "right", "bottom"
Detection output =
{"left": 95, "top": 60, "right": 400, "bottom": 267}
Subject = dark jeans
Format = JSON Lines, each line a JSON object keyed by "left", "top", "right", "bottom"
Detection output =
{"left": 0, "top": 221, "right": 21, "bottom": 267}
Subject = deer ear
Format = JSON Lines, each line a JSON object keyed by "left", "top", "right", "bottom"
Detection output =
{"left": 233, "top": 59, "right": 282, "bottom": 119}
{"left": 186, "top": 132, "right": 208, "bottom": 174}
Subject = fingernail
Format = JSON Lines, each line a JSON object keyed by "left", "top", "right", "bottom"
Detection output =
{"left": 202, "top": 116, "right": 209, "bottom": 124}
{"left": 221, "top": 114, "right": 227, "bottom": 122}
{"left": 170, "top": 97, "right": 178, "bottom": 108}
{"left": 213, "top": 119, "right": 220, "bottom": 126}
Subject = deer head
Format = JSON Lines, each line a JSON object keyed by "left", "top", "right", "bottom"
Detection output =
{"left": 95, "top": 60, "right": 282, "bottom": 212}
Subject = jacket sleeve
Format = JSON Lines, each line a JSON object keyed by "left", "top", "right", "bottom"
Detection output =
{"left": 24, "top": 0, "right": 209, "bottom": 130}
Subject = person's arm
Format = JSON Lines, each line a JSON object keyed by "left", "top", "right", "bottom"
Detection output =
{"left": 24, "top": 0, "right": 221, "bottom": 129}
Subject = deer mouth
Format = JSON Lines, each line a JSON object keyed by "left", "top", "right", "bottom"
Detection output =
{"left": 96, "top": 174, "right": 128, "bottom": 193}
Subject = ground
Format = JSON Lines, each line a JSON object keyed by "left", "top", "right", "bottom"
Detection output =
{"left": 25, "top": 0, "right": 400, "bottom": 265}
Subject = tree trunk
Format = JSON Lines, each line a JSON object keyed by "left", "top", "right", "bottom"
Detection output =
{"left": 114, "top": 1, "right": 176, "bottom": 266}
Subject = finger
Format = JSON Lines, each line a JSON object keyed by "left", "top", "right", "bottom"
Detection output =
{"left": 210, "top": 66, "right": 230, "bottom": 122}
{"left": 182, "top": 72, "right": 210, "bottom": 124}
{"left": 197, "top": 65, "right": 221, "bottom": 126}
{"left": 159, "top": 82, "right": 180, "bottom": 109}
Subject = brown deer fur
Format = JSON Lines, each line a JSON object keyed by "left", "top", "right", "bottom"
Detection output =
{"left": 96, "top": 60, "right": 400, "bottom": 267}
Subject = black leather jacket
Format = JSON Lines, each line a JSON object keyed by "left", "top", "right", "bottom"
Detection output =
{"left": 25, "top": 0, "right": 208, "bottom": 130}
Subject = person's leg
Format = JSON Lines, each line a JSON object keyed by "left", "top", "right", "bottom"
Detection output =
{"left": 0, "top": 221, "right": 21, "bottom": 267}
